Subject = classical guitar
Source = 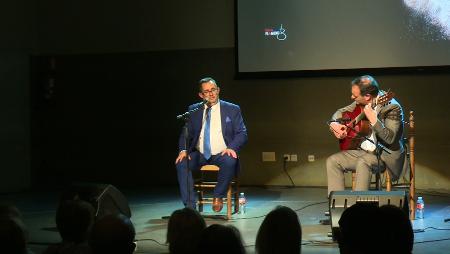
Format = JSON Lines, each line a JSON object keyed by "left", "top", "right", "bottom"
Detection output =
{"left": 338, "top": 91, "right": 395, "bottom": 151}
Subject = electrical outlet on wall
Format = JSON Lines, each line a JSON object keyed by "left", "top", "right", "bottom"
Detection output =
{"left": 308, "top": 154, "right": 315, "bottom": 162}
{"left": 290, "top": 154, "right": 298, "bottom": 162}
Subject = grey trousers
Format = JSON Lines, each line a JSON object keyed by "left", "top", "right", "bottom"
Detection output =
{"left": 326, "top": 150, "right": 385, "bottom": 196}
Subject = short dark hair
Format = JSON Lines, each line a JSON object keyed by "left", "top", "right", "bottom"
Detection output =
{"left": 167, "top": 208, "right": 206, "bottom": 254}
{"left": 379, "top": 205, "right": 414, "bottom": 254}
{"left": 0, "top": 204, "right": 21, "bottom": 219}
{"left": 351, "top": 75, "right": 379, "bottom": 96}
{"left": 198, "top": 77, "right": 218, "bottom": 92}
{"left": 0, "top": 205, "right": 28, "bottom": 254}
{"left": 0, "top": 218, "right": 27, "bottom": 254}
{"left": 256, "top": 205, "right": 301, "bottom": 254}
{"left": 197, "top": 224, "right": 245, "bottom": 254}
{"left": 89, "top": 213, "right": 136, "bottom": 254}
{"left": 56, "top": 199, "right": 95, "bottom": 243}
{"left": 338, "top": 202, "right": 383, "bottom": 254}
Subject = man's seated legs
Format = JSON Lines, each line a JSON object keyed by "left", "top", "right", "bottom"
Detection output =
{"left": 176, "top": 151, "right": 237, "bottom": 212}
{"left": 210, "top": 154, "right": 237, "bottom": 198}
{"left": 326, "top": 150, "right": 364, "bottom": 196}
{"left": 176, "top": 151, "right": 206, "bottom": 208}
{"left": 209, "top": 154, "right": 237, "bottom": 212}
{"left": 354, "top": 153, "right": 385, "bottom": 191}
{"left": 327, "top": 150, "right": 385, "bottom": 195}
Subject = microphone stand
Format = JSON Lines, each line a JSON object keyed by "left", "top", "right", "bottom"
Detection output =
{"left": 162, "top": 103, "right": 204, "bottom": 220}
{"left": 176, "top": 104, "right": 204, "bottom": 209}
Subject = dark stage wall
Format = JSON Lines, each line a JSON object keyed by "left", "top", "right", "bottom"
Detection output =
{"left": 0, "top": 0, "right": 36, "bottom": 192}
{"left": 31, "top": 48, "right": 450, "bottom": 190}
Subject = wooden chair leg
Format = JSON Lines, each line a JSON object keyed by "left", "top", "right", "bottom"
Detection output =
{"left": 234, "top": 180, "right": 239, "bottom": 214}
{"left": 227, "top": 184, "right": 232, "bottom": 220}
{"left": 352, "top": 172, "right": 356, "bottom": 191}
{"left": 385, "top": 170, "right": 391, "bottom": 191}
{"left": 198, "top": 190, "right": 203, "bottom": 212}
{"left": 409, "top": 110, "right": 415, "bottom": 221}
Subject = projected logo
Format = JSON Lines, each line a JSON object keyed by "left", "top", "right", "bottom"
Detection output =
{"left": 264, "top": 24, "right": 287, "bottom": 41}
{"left": 403, "top": 0, "right": 450, "bottom": 40}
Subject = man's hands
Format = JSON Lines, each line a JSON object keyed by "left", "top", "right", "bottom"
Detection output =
{"left": 175, "top": 148, "right": 237, "bottom": 164}
{"left": 364, "top": 103, "right": 378, "bottom": 126}
{"left": 175, "top": 150, "right": 190, "bottom": 164}
{"left": 330, "top": 122, "right": 348, "bottom": 139}
{"left": 221, "top": 148, "right": 237, "bottom": 158}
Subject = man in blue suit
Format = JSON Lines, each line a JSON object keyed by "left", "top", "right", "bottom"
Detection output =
{"left": 175, "top": 77, "right": 248, "bottom": 212}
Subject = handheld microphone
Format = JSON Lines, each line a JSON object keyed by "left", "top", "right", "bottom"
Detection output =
{"left": 201, "top": 99, "right": 210, "bottom": 107}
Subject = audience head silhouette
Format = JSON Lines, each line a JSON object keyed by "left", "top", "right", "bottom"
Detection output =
{"left": 89, "top": 213, "right": 135, "bottom": 254}
{"left": 197, "top": 224, "right": 246, "bottom": 254}
{"left": 0, "top": 204, "right": 28, "bottom": 254}
{"left": 166, "top": 207, "right": 206, "bottom": 254}
{"left": 338, "top": 202, "right": 383, "bottom": 254}
{"left": 41, "top": 199, "right": 95, "bottom": 254}
{"left": 56, "top": 199, "right": 95, "bottom": 243}
{"left": 256, "top": 205, "right": 302, "bottom": 254}
{"left": 0, "top": 204, "right": 21, "bottom": 219}
{"left": 379, "top": 205, "right": 414, "bottom": 254}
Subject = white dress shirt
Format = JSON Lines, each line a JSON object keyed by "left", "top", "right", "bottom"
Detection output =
{"left": 197, "top": 102, "right": 227, "bottom": 156}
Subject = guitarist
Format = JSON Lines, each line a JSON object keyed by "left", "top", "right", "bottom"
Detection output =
{"left": 327, "top": 75, "right": 406, "bottom": 196}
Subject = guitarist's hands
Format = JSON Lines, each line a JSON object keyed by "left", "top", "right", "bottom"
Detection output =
{"left": 364, "top": 103, "right": 378, "bottom": 126}
{"left": 330, "top": 122, "right": 348, "bottom": 139}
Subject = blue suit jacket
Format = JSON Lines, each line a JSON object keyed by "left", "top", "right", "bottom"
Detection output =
{"left": 178, "top": 100, "right": 248, "bottom": 154}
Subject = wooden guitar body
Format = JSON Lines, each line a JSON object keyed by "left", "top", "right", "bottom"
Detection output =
{"left": 339, "top": 105, "right": 371, "bottom": 150}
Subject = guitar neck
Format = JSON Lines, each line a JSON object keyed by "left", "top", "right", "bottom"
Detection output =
{"left": 354, "top": 111, "right": 366, "bottom": 124}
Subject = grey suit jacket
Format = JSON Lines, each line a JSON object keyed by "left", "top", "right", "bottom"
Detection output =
{"left": 331, "top": 99, "right": 406, "bottom": 180}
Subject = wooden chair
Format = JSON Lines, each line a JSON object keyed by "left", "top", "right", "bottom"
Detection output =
{"left": 352, "top": 111, "right": 415, "bottom": 220}
{"left": 194, "top": 165, "right": 239, "bottom": 220}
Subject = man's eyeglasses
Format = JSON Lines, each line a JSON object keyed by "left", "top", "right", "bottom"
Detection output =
{"left": 201, "top": 88, "right": 218, "bottom": 95}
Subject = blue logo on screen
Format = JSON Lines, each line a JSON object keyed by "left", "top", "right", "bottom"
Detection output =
{"left": 264, "top": 24, "right": 287, "bottom": 41}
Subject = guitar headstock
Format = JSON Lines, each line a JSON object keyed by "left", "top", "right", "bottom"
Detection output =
{"left": 376, "top": 90, "right": 395, "bottom": 106}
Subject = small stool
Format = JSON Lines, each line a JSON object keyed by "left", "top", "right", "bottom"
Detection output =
{"left": 194, "top": 165, "right": 239, "bottom": 220}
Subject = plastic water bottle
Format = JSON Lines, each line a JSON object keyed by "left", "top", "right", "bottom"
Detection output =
{"left": 238, "top": 192, "right": 247, "bottom": 214}
{"left": 416, "top": 196, "right": 424, "bottom": 219}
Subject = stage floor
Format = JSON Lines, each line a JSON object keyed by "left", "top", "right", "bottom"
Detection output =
{"left": 2, "top": 186, "right": 449, "bottom": 254}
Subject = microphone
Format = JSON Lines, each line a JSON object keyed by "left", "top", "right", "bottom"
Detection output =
{"left": 176, "top": 100, "right": 208, "bottom": 120}
{"left": 327, "top": 118, "right": 351, "bottom": 124}
{"left": 200, "top": 99, "right": 210, "bottom": 107}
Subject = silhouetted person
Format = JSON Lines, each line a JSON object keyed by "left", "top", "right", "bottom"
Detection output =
{"left": 166, "top": 208, "right": 206, "bottom": 254}
{"left": 89, "top": 214, "right": 135, "bottom": 254}
{"left": 379, "top": 205, "right": 414, "bottom": 254}
{"left": 43, "top": 199, "right": 95, "bottom": 254}
{"left": 0, "top": 204, "right": 21, "bottom": 219}
{"left": 0, "top": 218, "right": 28, "bottom": 254}
{"left": 255, "top": 206, "right": 302, "bottom": 254}
{"left": 197, "top": 224, "right": 246, "bottom": 254}
{"left": 338, "top": 202, "right": 383, "bottom": 254}
{"left": 0, "top": 204, "right": 33, "bottom": 254}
